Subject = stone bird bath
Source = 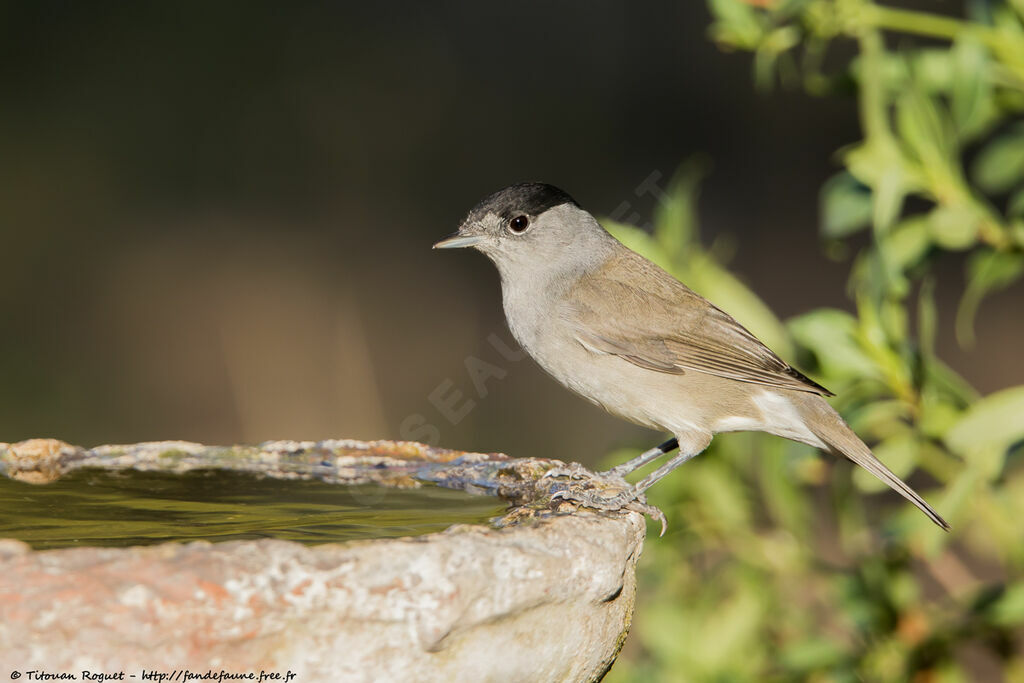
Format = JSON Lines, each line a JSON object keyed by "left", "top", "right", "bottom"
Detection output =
{"left": 0, "top": 438, "right": 647, "bottom": 682}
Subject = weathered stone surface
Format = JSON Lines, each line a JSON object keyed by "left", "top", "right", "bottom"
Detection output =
{"left": 0, "top": 438, "right": 648, "bottom": 682}
{"left": 0, "top": 438, "right": 519, "bottom": 488}
{"left": 0, "top": 511, "right": 644, "bottom": 682}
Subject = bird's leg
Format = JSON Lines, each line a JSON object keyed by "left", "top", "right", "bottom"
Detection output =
{"left": 628, "top": 447, "right": 702, "bottom": 496}
{"left": 551, "top": 448, "right": 701, "bottom": 511}
{"left": 545, "top": 437, "right": 678, "bottom": 481}
{"left": 604, "top": 437, "right": 679, "bottom": 478}
{"left": 549, "top": 433, "right": 711, "bottom": 534}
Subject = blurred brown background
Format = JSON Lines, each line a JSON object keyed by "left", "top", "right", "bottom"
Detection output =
{"left": 1, "top": 1, "right": 1020, "bottom": 460}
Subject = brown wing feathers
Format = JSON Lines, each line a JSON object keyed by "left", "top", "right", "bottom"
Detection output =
{"left": 567, "top": 252, "right": 831, "bottom": 396}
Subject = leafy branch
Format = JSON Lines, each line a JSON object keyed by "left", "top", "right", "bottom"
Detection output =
{"left": 609, "top": 2, "right": 1024, "bottom": 680}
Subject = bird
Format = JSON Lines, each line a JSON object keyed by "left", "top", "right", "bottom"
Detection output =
{"left": 433, "top": 182, "right": 949, "bottom": 531}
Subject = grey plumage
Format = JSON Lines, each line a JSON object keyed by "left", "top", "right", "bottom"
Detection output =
{"left": 435, "top": 182, "right": 949, "bottom": 531}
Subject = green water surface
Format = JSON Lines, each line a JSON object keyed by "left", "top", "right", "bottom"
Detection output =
{"left": 0, "top": 469, "right": 508, "bottom": 550}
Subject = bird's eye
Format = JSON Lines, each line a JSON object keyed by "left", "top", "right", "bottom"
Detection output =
{"left": 508, "top": 215, "right": 530, "bottom": 233}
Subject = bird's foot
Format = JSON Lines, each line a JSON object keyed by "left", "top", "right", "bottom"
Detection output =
{"left": 547, "top": 471, "right": 668, "bottom": 536}
{"left": 540, "top": 461, "right": 590, "bottom": 481}
{"left": 626, "top": 500, "right": 668, "bottom": 537}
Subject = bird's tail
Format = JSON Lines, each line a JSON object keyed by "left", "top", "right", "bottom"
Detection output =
{"left": 795, "top": 394, "right": 950, "bottom": 531}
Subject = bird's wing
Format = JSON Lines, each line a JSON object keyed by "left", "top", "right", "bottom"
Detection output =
{"left": 565, "top": 252, "right": 832, "bottom": 396}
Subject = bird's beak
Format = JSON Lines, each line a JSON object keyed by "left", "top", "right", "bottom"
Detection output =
{"left": 432, "top": 232, "right": 484, "bottom": 249}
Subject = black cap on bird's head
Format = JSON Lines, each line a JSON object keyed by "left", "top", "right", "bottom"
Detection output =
{"left": 433, "top": 183, "right": 579, "bottom": 250}
{"left": 464, "top": 183, "right": 578, "bottom": 224}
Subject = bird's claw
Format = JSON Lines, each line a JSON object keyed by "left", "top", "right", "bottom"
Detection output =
{"left": 541, "top": 461, "right": 590, "bottom": 480}
{"left": 550, "top": 487, "right": 635, "bottom": 509}
{"left": 625, "top": 500, "right": 668, "bottom": 537}
{"left": 548, "top": 477, "right": 668, "bottom": 536}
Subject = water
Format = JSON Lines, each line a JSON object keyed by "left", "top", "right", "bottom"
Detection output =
{"left": 0, "top": 468, "right": 509, "bottom": 549}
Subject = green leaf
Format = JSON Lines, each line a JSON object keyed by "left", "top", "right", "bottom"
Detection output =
{"left": 871, "top": 218, "right": 931, "bottom": 299}
{"left": 788, "top": 308, "right": 880, "bottom": 381}
{"left": 880, "top": 297, "right": 909, "bottom": 346}
{"left": 708, "top": 0, "right": 765, "bottom": 49}
{"left": 971, "top": 123, "right": 1024, "bottom": 194}
{"left": 956, "top": 249, "right": 1024, "bottom": 346}
{"left": 945, "top": 385, "right": 1024, "bottom": 457}
{"left": 603, "top": 220, "right": 662, "bottom": 264}
{"left": 1009, "top": 188, "right": 1024, "bottom": 218}
{"left": 896, "top": 87, "right": 956, "bottom": 167}
{"left": 854, "top": 294, "right": 913, "bottom": 395}
{"left": 967, "top": 247, "right": 1024, "bottom": 293}
{"left": 781, "top": 638, "right": 847, "bottom": 672}
{"left": 842, "top": 140, "right": 922, "bottom": 234}
{"left": 927, "top": 203, "right": 982, "bottom": 250}
{"left": 922, "top": 357, "right": 980, "bottom": 406}
{"left": 882, "top": 217, "right": 931, "bottom": 272}
{"left": 951, "top": 37, "right": 997, "bottom": 142}
{"left": 849, "top": 400, "right": 911, "bottom": 436}
{"left": 654, "top": 161, "right": 707, "bottom": 258}
{"left": 874, "top": 168, "right": 909, "bottom": 235}
{"left": 821, "top": 172, "right": 873, "bottom": 239}
{"left": 911, "top": 48, "right": 954, "bottom": 94}
{"left": 919, "top": 399, "right": 963, "bottom": 440}
{"left": 992, "top": 582, "right": 1024, "bottom": 626}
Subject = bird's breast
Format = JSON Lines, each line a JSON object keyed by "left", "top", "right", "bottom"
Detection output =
{"left": 501, "top": 293, "right": 693, "bottom": 431}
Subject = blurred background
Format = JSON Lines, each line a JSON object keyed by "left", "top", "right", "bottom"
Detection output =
{"left": 3, "top": 0, "right": 1018, "bottom": 452}
{"left": 3, "top": 0, "right": 1024, "bottom": 679}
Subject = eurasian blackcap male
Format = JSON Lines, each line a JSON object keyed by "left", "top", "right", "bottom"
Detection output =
{"left": 434, "top": 182, "right": 948, "bottom": 530}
